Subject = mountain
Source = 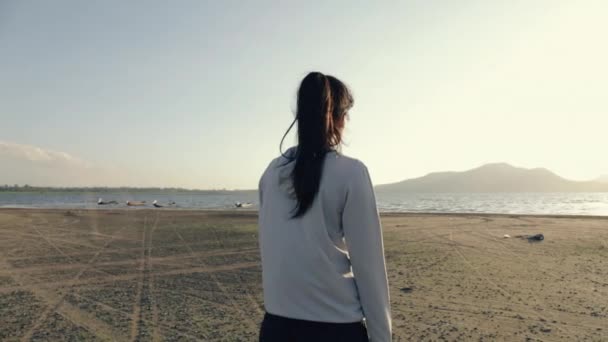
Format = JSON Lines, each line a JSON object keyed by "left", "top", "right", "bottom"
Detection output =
{"left": 376, "top": 163, "right": 608, "bottom": 193}
{"left": 597, "top": 175, "right": 608, "bottom": 183}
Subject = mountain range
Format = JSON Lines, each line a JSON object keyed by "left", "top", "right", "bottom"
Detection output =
{"left": 376, "top": 163, "right": 608, "bottom": 193}
{"left": 596, "top": 175, "right": 608, "bottom": 183}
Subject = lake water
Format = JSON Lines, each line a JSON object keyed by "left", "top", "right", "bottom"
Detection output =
{"left": 375, "top": 192, "right": 608, "bottom": 216}
{"left": 1, "top": 191, "right": 608, "bottom": 216}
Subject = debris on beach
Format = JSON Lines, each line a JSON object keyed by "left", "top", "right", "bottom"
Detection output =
{"left": 503, "top": 234, "right": 511, "bottom": 238}
{"left": 515, "top": 233, "right": 545, "bottom": 242}
{"left": 528, "top": 234, "right": 545, "bottom": 241}
{"left": 400, "top": 287, "right": 414, "bottom": 293}
{"left": 528, "top": 233, "right": 544, "bottom": 241}
{"left": 98, "top": 198, "right": 118, "bottom": 205}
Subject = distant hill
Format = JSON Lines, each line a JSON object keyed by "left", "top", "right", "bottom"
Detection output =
{"left": 597, "top": 175, "right": 608, "bottom": 183}
{"left": 376, "top": 163, "right": 608, "bottom": 193}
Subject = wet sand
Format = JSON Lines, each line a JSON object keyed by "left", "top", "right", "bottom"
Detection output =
{"left": 0, "top": 209, "right": 606, "bottom": 341}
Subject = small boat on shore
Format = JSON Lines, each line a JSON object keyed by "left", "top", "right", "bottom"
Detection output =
{"left": 126, "top": 200, "right": 146, "bottom": 206}
{"left": 235, "top": 202, "right": 253, "bottom": 208}
{"left": 153, "top": 200, "right": 176, "bottom": 208}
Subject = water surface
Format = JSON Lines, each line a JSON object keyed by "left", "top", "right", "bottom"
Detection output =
{"left": 2, "top": 191, "right": 607, "bottom": 216}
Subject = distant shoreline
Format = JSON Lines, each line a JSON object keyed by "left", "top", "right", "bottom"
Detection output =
{"left": 1, "top": 207, "right": 607, "bottom": 220}
{"left": 0, "top": 188, "right": 257, "bottom": 194}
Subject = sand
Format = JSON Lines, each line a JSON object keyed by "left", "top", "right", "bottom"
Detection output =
{"left": 0, "top": 209, "right": 606, "bottom": 341}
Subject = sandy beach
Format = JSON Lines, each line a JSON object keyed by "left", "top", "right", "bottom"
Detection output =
{"left": 0, "top": 209, "right": 606, "bottom": 341}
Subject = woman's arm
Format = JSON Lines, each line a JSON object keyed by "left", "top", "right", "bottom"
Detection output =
{"left": 258, "top": 176, "right": 264, "bottom": 207}
{"left": 342, "top": 161, "right": 392, "bottom": 342}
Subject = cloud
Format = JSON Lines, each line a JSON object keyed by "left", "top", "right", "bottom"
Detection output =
{"left": 0, "top": 141, "right": 123, "bottom": 186}
{"left": 0, "top": 141, "right": 92, "bottom": 168}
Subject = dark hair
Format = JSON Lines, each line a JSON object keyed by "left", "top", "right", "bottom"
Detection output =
{"left": 280, "top": 72, "right": 354, "bottom": 218}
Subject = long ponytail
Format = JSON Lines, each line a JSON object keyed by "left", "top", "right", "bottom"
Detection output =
{"left": 281, "top": 72, "right": 353, "bottom": 218}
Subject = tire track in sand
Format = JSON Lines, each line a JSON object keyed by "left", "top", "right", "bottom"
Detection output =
{"left": 129, "top": 216, "right": 147, "bottom": 341}
{"left": 0, "top": 262, "right": 260, "bottom": 295}
{"left": 146, "top": 213, "right": 162, "bottom": 342}
{"left": 20, "top": 222, "right": 130, "bottom": 342}
{"left": 442, "top": 218, "right": 571, "bottom": 338}
{"left": 131, "top": 213, "right": 163, "bottom": 342}
{"left": 205, "top": 224, "right": 264, "bottom": 316}
{"left": 71, "top": 292, "right": 207, "bottom": 341}
{"left": 171, "top": 224, "right": 260, "bottom": 333}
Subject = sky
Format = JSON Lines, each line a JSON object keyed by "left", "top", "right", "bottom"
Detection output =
{"left": 1, "top": 0, "right": 607, "bottom": 189}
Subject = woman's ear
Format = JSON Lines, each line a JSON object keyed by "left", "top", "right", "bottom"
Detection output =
{"left": 336, "top": 115, "right": 346, "bottom": 130}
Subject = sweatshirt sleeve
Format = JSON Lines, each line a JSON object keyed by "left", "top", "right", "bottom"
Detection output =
{"left": 258, "top": 176, "right": 264, "bottom": 207}
{"left": 342, "top": 162, "right": 392, "bottom": 342}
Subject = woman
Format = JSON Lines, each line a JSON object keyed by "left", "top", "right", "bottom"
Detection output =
{"left": 257, "top": 72, "right": 392, "bottom": 341}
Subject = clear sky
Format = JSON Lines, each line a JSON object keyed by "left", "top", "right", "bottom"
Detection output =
{"left": 1, "top": 1, "right": 607, "bottom": 189}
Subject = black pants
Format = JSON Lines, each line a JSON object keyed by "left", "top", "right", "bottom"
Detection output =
{"left": 259, "top": 312, "right": 369, "bottom": 342}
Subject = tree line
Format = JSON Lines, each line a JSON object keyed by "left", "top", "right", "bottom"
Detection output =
{"left": 0, "top": 185, "right": 254, "bottom": 194}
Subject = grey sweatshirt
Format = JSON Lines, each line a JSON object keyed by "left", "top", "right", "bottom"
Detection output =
{"left": 258, "top": 147, "right": 392, "bottom": 341}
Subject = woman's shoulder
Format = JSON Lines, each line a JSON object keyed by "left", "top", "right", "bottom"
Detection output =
{"left": 262, "top": 148, "right": 369, "bottom": 178}
{"left": 325, "top": 152, "right": 370, "bottom": 182}
{"left": 259, "top": 149, "right": 295, "bottom": 184}
{"left": 327, "top": 151, "right": 367, "bottom": 171}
